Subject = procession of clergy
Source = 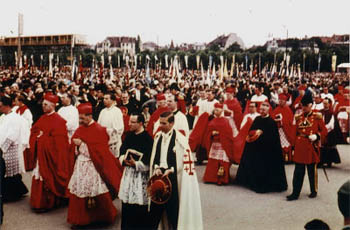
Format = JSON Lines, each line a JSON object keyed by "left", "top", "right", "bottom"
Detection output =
{"left": 0, "top": 69, "right": 349, "bottom": 229}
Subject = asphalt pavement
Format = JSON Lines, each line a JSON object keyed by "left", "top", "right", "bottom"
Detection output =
{"left": 2, "top": 144, "right": 349, "bottom": 230}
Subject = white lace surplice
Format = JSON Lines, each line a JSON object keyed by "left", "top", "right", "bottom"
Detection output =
{"left": 208, "top": 142, "right": 230, "bottom": 162}
{"left": 2, "top": 138, "right": 20, "bottom": 177}
{"left": 118, "top": 160, "right": 149, "bottom": 205}
{"left": 68, "top": 142, "right": 109, "bottom": 198}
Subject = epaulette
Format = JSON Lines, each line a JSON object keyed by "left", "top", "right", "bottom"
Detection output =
{"left": 312, "top": 112, "right": 323, "bottom": 120}
{"left": 294, "top": 113, "right": 302, "bottom": 121}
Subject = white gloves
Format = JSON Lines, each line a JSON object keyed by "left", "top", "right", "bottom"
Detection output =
{"left": 308, "top": 134, "right": 317, "bottom": 142}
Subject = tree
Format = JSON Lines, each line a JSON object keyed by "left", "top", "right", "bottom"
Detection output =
{"left": 226, "top": 42, "right": 243, "bottom": 52}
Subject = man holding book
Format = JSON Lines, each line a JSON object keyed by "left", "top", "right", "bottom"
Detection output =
{"left": 118, "top": 113, "right": 154, "bottom": 230}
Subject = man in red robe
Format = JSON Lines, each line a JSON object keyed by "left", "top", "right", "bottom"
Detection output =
{"left": 67, "top": 103, "right": 123, "bottom": 228}
{"left": 272, "top": 94, "right": 295, "bottom": 162}
{"left": 223, "top": 87, "right": 243, "bottom": 137}
{"left": 335, "top": 88, "right": 350, "bottom": 143}
{"left": 146, "top": 93, "right": 168, "bottom": 137}
{"left": 203, "top": 103, "right": 235, "bottom": 185}
{"left": 292, "top": 85, "right": 306, "bottom": 114}
{"left": 29, "top": 93, "right": 70, "bottom": 212}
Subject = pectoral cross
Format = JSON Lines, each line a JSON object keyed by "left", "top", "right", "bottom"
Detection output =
{"left": 183, "top": 149, "right": 194, "bottom": 175}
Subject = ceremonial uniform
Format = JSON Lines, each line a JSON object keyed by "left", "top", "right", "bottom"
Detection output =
{"left": 149, "top": 129, "right": 203, "bottom": 230}
{"left": 288, "top": 111, "right": 327, "bottom": 200}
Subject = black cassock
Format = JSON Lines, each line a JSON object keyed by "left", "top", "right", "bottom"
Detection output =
{"left": 236, "top": 116, "right": 288, "bottom": 193}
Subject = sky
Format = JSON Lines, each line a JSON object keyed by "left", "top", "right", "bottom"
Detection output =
{"left": 1, "top": 0, "right": 349, "bottom": 48}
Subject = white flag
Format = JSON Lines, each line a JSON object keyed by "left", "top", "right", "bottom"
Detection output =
{"left": 165, "top": 54, "right": 168, "bottom": 68}
{"left": 196, "top": 55, "right": 200, "bottom": 70}
{"left": 331, "top": 54, "right": 337, "bottom": 72}
{"left": 49, "top": 53, "right": 53, "bottom": 76}
{"left": 134, "top": 55, "right": 137, "bottom": 70}
{"left": 184, "top": 55, "right": 188, "bottom": 68}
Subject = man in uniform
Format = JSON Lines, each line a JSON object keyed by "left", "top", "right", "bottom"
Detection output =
{"left": 287, "top": 92, "right": 327, "bottom": 201}
{"left": 149, "top": 111, "right": 203, "bottom": 230}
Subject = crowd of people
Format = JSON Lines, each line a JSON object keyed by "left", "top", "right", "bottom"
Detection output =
{"left": 0, "top": 65, "right": 349, "bottom": 229}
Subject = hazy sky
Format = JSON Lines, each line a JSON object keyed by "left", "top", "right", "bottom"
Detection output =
{"left": 1, "top": 0, "right": 349, "bottom": 48}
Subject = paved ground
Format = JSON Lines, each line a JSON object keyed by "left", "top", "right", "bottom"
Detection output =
{"left": 2, "top": 144, "right": 349, "bottom": 230}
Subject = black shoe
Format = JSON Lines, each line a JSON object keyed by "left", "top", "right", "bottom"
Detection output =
{"left": 286, "top": 194, "right": 298, "bottom": 201}
{"left": 308, "top": 192, "right": 317, "bottom": 198}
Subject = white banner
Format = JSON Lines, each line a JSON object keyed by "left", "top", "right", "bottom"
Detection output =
{"left": 196, "top": 55, "right": 200, "bottom": 70}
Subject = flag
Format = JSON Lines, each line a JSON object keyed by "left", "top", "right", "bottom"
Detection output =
{"left": 15, "top": 52, "right": 18, "bottom": 68}
{"left": 230, "top": 55, "right": 235, "bottom": 77}
{"left": 196, "top": 55, "right": 200, "bottom": 70}
{"left": 79, "top": 55, "right": 83, "bottom": 74}
{"left": 224, "top": 58, "right": 228, "bottom": 78}
{"left": 134, "top": 55, "right": 137, "bottom": 70}
{"left": 125, "top": 55, "right": 130, "bottom": 67}
{"left": 184, "top": 55, "right": 188, "bottom": 69}
{"left": 49, "top": 53, "right": 53, "bottom": 76}
{"left": 209, "top": 55, "right": 213, "bottom": 69}
{"left": 318, "top": 54, "right": 321, "bottom": 72}
{"left": 154, "top": 55, "right": 158, "bottom": 62}
{"left": 71, "top": 35, "right": 75, "bottom": 48}
{"left": 40, "top": 54, "right": 43, "bottom": 71}
{"left": 90, "top": 58, "right": 95, "bottom": 82}
{"left": 331, "top": 54, "right": 337, "bottom": 72}
{"left": 165, "top": 54, "right": 168, "bottom": 68}
{"left": 24, "top": 55, "right": 27, "bottom": 70}
{"left": 249, "top": 60, "right": 253, "bottom": 77}
{"left": 200, "top": 61, "right": 204, "bottom": 79}
{"left": 145, "top": 59, "right": 151, "bottom": 85}
{"left": 245, "top": 54, "right": 248, "bottom": 71}
{"left": 118, "top": 55, "right": 120, "bottom": 68}
{"left": 109, "top": 63, "right": 113, "bottom": 80}
{"left": 219, "top": 55, "right": 224, "bottom": 81}
{"left": 56, "top": 55, "right": 59, "bottom": 68}
{"left": 212, "top": 63, "right": 216, "bottom": 80}
{"left": 71, "top": 57, "right": 76, "bottom": 79}
{"left": 31, "top": 54, "right": 34, "bottom": 67}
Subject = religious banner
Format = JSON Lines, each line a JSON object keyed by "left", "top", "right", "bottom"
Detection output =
{"left": 31, "top": 54, "right": 34, "bottom": 67}
{"left": 165, "top": 54, "right": 168, "bottom": 68}
{"left": 331, "top": 53, "right": 337, "bottom": 72}
{"left": 230, "top": 55, "right": 235, "bottom": 77}
{"left": 49, "top": 53, "right": 53, "bottom": 76}
{"left": 134, "top": 55, "right": 137, "bottom": 70}
{"left": 224, "top": 58, "right": 228, "bottom": 78}
{"left": 196, "top": 55, "right": 200, "bottom": 70}
{"left": 184, "top": 55, "right": 188, "bottom": 69}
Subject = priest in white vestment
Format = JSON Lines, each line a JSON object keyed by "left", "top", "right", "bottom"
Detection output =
{"left": 58, "top": 93, "right": 79, "bottom": 142}
{"left": 97, "top": 92, "right": 124, "bottom": 157}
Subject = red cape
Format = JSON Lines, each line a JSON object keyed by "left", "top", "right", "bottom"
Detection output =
{"left": 29, "top": 113, "right": 70, "bottom": 197}
{"left": 204, "top": 116, "right": 235, "bottom": 163}
{"left": 224, "top": 98, "right": 243, "bottom": 130}
{"left": 232, "top": 118, "right": 254, "bottom": 164}
{"left": 146, "top": 106, "right": 168, "bottom": 137}
{"left": 189, "top": 112, "right": 210, "bottom": 152}
{"left": 272, "top": 105, "right": 295, "bottom": 145}
{"left": 70, "top": 122, "right": 123, "bottom": 196}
